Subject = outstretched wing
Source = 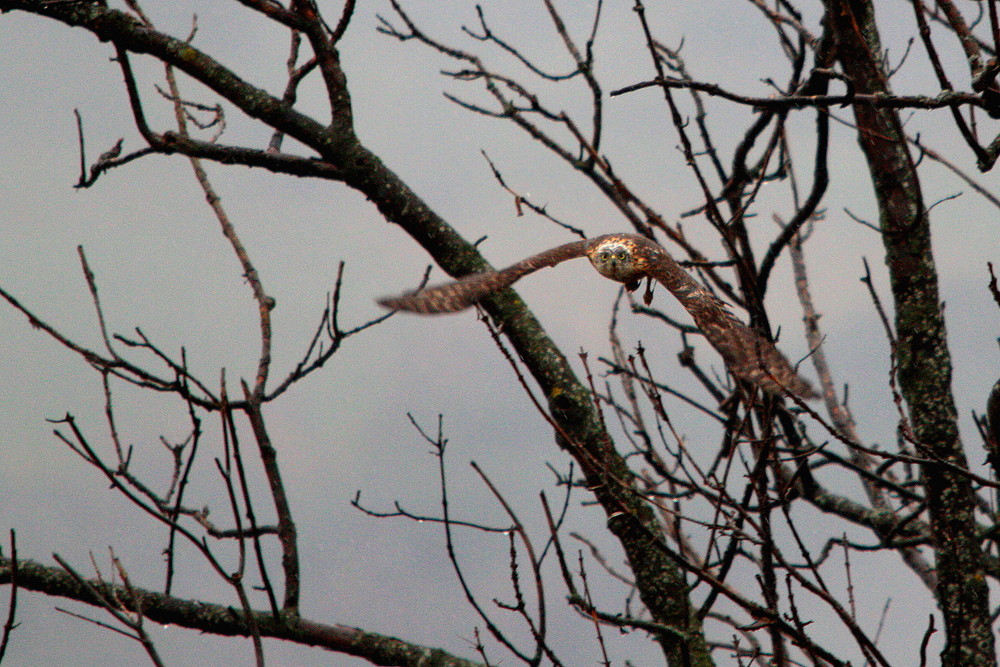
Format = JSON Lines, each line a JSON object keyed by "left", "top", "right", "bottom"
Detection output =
{"left": 643, "top": 249, "right": 818, "bottom": 399}
{"left": 713, "top": 320, "right": 818, "bottom": 399}
{"left": 379, "top": 240, "right": 589, "bottom": 314}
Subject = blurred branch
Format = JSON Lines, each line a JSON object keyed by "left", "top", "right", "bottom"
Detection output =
{"left": 786, "top": 218, "right": 937, "bottom": 587}
{"left": 0, "top": 555, "right": 484, "bottom": 667}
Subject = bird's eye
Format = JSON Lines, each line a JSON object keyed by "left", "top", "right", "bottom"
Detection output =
{"left": 599, "top": 251, "right": 609, "bottom": 261}
{"left": 616, "top": 251, "right": 626, "bottom": 260}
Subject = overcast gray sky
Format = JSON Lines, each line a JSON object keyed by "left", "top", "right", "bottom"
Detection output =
{"left": 3, "top": 2, "right": 1000, "bottom": 665}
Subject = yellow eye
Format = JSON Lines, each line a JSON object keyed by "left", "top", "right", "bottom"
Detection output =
{"left": 599, "top": 251, "right": 609, "bottom": 261}
{"left": 616, "top": 251, "right": 626, "bottom": 260}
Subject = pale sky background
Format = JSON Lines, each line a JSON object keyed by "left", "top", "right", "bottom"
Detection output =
{"left": 2, "top": 1, "right": 1000, "bottom": 665}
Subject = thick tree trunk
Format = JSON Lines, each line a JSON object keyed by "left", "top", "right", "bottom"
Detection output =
{"left": 827, "top": 2, "right": 995, "bottom": 665}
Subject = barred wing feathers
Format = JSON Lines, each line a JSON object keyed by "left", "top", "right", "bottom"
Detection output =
{"left": 379, "top": 240, "right": 589, "bottom": 314}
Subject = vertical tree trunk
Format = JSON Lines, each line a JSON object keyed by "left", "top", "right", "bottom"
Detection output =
{"left": 827, "top": 2, "right": 995, "bottom": 664}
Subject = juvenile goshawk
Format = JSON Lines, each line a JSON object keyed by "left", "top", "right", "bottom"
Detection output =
{"left": 379, "top": 233, "right": 817, "bottom": 400}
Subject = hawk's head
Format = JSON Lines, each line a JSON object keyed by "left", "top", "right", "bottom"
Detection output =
{"left": 587, "top": 237, "right": 645, "bottom": 285}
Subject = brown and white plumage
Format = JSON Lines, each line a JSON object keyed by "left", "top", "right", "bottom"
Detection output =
{"left": 379, "top": 240, "right": 589, "bottom": 314}
{"left": 380, "top": 233, "right": 817, "bottom": 399}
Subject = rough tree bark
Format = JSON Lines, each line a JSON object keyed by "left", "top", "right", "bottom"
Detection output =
{"left": 828, "top": 1, "right": 996, "bottom": 664}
